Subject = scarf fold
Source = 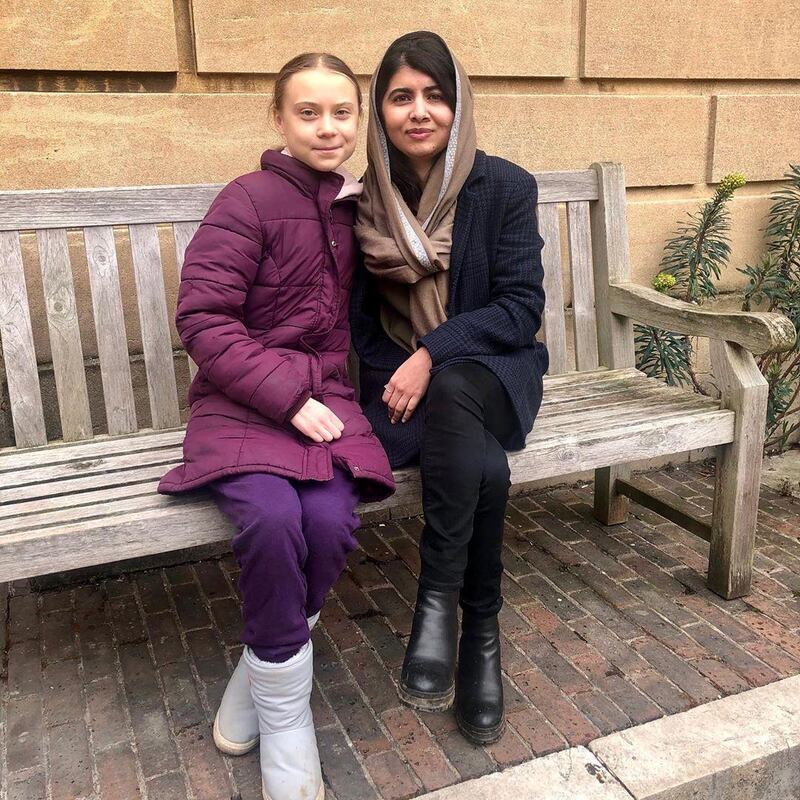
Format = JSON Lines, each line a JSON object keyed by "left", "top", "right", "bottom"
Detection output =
{"left": 355, "top": 44, "right": 477, "bottom": 353}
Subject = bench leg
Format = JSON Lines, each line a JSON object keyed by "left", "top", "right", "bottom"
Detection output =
{"left": 594, "top": 465, "right": 630, "bottom": 525}
{"left": 707, "top": 341, "right": 768, "bottom": 600}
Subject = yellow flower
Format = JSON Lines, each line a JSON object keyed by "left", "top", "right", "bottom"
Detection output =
{"left": 718, "top": 172, "right": 746, "bottom": 197}
{"left": 652, "top": 272, "right": 677, "bottom": 293}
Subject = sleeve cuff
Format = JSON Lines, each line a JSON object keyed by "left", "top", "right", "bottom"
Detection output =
{"left": 283, "top": 388, "right": 313, "bottom": 424}
{"left": 418, "top": 324, "right": 457, "bottom": 365}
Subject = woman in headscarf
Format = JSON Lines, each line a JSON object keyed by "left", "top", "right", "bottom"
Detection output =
{"left": 351, "top": 31, "right": 548, "bottom": 744}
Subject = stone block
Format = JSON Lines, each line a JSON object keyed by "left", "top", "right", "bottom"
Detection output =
{"left": 474, "top": 94, "right": 708, "bottom": 187}
{"left": 711, "top": 95, "right": 800, "bottom": 182}
{"left": 583, "top": 0, "right": 800, "bottom": 79}
{"left": 0, "top": 92, "right": 269, "bottom": 190}
{"left": 590, "top": 674, "right": 800, "bottom": 799}
{"left": 190, "top": 1, "right": 572, "bottom": 76}
{"left": 626, "top": 191, "right": 774, "bottom": 291}
{"left": 0, "top": 0, "right": 178, "bottom": 72}
{"left": 419, "top": 745, "right": 631, "bottom": 799}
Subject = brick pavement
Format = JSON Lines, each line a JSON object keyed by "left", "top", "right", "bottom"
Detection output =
{"left": 2, "top": 461, "right": 800, "bottom": 800}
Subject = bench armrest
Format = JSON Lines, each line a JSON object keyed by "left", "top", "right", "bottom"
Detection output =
{"left": 608, "top": 281, "right": 796, "bottom": 355}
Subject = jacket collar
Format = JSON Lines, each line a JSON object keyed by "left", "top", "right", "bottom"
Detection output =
{"left": 260, "top": 149, "right": 345, "bottom": 201}
{"left": 463, "top": 149, "right": 487, "bottom": 191}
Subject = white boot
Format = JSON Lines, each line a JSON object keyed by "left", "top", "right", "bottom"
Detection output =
{"left": 213, "top": 613, "right": 320, "bottom": 756}
{"left": 244, "top": 641, "right": 324, "bottom": 800}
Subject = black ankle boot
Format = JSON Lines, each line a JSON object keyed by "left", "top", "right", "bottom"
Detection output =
{"left": 399, "top": 588, "right": 459, "bottom": 711}
{"left": 455, "top": 612, "right": 505, "bottom": 743}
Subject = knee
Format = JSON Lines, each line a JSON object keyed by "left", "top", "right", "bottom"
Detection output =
{"left": 231, "top": 500, "right": 304, "bottom": 559}
{"left": 427, "top": 367, "right": 473, "bottom": 407}
{"left": 425, "top": 367, "right": 481, "bottom": 427}
{"left": 303, "top": 502, "right": 359, "bottom": 556}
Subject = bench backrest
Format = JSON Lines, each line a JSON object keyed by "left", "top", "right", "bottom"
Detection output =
{"left": 0, "top": 163, "right": 632, "bottom": 449}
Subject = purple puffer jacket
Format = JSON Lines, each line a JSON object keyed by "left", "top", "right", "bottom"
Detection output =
{"left": 159, "top": 150, "right": 395, "bottom": 501}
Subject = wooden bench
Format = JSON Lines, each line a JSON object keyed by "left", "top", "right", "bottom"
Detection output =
{"left": 0, "top": 163, "right": 794, "bottom": 599}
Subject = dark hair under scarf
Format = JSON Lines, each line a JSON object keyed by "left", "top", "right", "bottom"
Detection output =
{"left": 374, "top": 31, "right": 457, "bottom": 212}
{"left": 355, "top": 32, "right": 477, "bottom": 354}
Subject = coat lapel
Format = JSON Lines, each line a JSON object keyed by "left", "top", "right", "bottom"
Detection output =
{"left": 447, "top": 151, "right": 486, "bottom": 307}
{"left": 448, "top": 191, "right": 474, "bottom": 305}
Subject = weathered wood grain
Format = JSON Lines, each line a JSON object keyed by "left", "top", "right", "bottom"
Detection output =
{"left": 129, "top": 224, "right": 181, "bottom": 429}
{"left": 37, "top": 229, "right": 93, "bottom": 441}
{"left": 0, "top": 231, "right": 47, "bottom": 447}
{"left": 173, "top": 221, "right": 200, "bottom": 380}
{"left": 590, "top": 162, "right": 636, "bottom": 525}
{"left": 539, "top": 202, "right": 568, "bottom": 374}
{"left": 567, "top": 201, "right": 599, "bottom": 371}
{"left": 708, "top": 341, "right": 769, "bottom": 599}
{"left": 0, "top": 171, "right": 597, "bottom": 232}
{"left": 609, "top": 281, "right": 797, "bottom": 355}
{"left": 0, "top": 185, "right": 218, "bottom": 231}
{"left": 84, "top": 226, "right": 138, "bottom": 435}
{"left": 0, "top": 403, "right": 735, "bottom": 582}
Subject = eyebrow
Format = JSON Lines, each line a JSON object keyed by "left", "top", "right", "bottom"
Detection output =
{"left": 387, "top": 85, "right": 440, "bottom": 96}
{"left": 292, "top": 100, "right": 355, "bottom": 108}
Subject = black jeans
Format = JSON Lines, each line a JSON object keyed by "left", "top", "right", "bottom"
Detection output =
{"left": 419, "top": 363, "right": 515, "bottom": 618}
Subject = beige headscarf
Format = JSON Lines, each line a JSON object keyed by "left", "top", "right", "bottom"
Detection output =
{"left": 355, "top": 41, "right": 477, "bottom": 353}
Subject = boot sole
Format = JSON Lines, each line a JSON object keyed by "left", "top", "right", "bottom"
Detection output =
{"left": 263, "top": 782, "right": 325, "bottom": 800}
{"left": 455, "top": 710, "right": 506, "bottom": 745}
{"left": 212, "top": 713, "right": 259, "bottom": 756}
{"left": 398, "top": 680, "right": 455, "bottom": 712}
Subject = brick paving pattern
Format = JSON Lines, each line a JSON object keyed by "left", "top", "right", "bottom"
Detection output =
{"left": 2, "top": 461, "right": 800, "bottom": 799}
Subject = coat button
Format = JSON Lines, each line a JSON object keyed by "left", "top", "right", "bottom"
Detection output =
{"left": 331, "top": 239, "right": 337, "bottom": 248}
{"left": 353, "top": 465, "right": 360, "bottom": 471}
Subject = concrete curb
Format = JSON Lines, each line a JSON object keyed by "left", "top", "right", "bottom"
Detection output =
{"left": 417, "top": 675, "right": 800, "bottom": 799}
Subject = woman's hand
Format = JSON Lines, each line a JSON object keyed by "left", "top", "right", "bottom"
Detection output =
{"left": 383, "top": 347, "right": 433, "bottom": 423}
{"left": 290, "top": 398, "right": 345, "bottom": 442}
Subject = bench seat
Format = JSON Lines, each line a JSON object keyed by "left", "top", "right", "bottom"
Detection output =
{"left": 0, "top": 367, "right": 734, "bottom": 583}
{"left": 2, "top": 164, "right": 793, "bottom": 598}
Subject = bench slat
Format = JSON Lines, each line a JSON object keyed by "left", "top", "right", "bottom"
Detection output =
{"left": 0, "top": 502, "right": 231, "bottom": 581}
{"left": 0, "top": 172, "right": 598, "bottom": 233}
{"left": 2, "top": 448, "right": 180, "bottom": 494}
{"left": 538, "top": 203, "right": 568, "bottom": 374}
{"left": 84, "top": 226, "right": 138, "bottom": 435}
{"left": 536, "top": 171, "right": 599, "bottom": 204}
{"left": 129, "top": 224, "right": 181, "bottom": 429}
{"left": 0, "top": 185, "right": 218, "bottom": 231}
{"left": 0, "top": 231, "right": 48, "bottom": 448}
{"left": 0, "top": 477, "right": 165, "bottom": 521}
{"left": 173, "top": 221, "right": 200, "bottom": 380}
{"left": 512, "top": 410, "right": 733, "bottom": 482}
{"left": 567, "top": 201, "right": 600, "bottom": 371}
{"left": 36, "top": 229, "right": 93, "bottom": 442}
{"left": 0, "top": 428, "right": 184, "bottom": 472}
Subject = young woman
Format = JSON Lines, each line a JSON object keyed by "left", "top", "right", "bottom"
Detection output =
{"left": 352, "top": 31, "right": 547, "bottom": 744}
{"left": 159, "top": 53, "right": 394, "bottom": 800}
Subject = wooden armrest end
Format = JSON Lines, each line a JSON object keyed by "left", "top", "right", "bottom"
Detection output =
{"left": 608, "top": 282, "right": 796, "bottom": 355}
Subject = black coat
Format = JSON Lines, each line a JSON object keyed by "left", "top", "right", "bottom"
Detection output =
{"left": 350, "top": 150, "right": 549, "bottom": 468}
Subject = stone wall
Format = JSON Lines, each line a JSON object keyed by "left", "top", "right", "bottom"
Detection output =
{"left": 1, "top": 1, "right": 799, "bottom": 441}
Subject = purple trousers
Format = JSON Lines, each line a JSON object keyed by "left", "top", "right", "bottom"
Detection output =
{"left": 209, "top": 468, "right": 360, "bottom": 662}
